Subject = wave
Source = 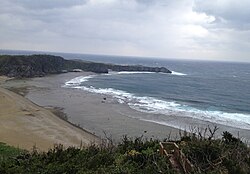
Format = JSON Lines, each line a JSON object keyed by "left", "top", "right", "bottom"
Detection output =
{"left": 111, "top": 71, "right": 187, "bottom": 76}
{"left": 129, "top": 100, "right": 250, "bottom": 130}
{"left": 171, "top": 71, "right": 187, "bottom": 76}
{"left": 64, "top": 75, "right": 96, "bottom": 86}
{"left": 108, "top": 71, "right": 156, "bottom": 75}
{"left": 64, "top": 76, "right": 250, "bottom": 131}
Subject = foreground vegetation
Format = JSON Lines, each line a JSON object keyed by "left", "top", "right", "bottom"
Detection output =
{"left": 0, "top": 130, "right": 250, "bottom": 174}
{"left": 0, "top": 142, "right": 23, "bottom": 161}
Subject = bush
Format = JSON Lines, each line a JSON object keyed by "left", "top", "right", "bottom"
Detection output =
{"left": 0, "top": 132, "right": 249, "bottom": 173}
{"left": 0, "top": 138, "right": 172, "bottom": 174}
{"left": 181, "top": 131, "right": 250, "bottom": 173}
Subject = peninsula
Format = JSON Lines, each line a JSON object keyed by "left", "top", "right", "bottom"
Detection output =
{"left": 0, "top": 54, "right": 171, "bottom": 78}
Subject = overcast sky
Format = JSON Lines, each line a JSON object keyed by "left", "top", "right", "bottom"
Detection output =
{"left": 1, "top": 0, "right": 250, "bottom": 62}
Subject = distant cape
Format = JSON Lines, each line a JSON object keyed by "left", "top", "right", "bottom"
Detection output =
{"left": 0, "top": 54, "right": 171, "bottom": 78}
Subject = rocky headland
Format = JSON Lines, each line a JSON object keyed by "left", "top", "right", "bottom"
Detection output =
{"left": 0, "top": 54, "right": 171, "bottom": 78}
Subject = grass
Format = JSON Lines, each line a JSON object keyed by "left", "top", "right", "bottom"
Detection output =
{"left": 0, "top": 142, "right": 23, "bottom": 160}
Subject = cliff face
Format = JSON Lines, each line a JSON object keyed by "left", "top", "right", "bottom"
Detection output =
{"left": 0, "top": 54, "right": 171, "bottom": 78}
{"left": 64, "top": 59, "right": 109, "bottom": 73}
{"left": 0, "top": 55, "right": 65, "bottom": 78}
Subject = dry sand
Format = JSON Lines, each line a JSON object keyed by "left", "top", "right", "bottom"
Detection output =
{"left": 0, "top": 76, "right": 100, "bottom": 151}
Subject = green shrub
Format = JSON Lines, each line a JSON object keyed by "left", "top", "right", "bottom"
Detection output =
{"left": 0, "top": 138, "right": 172, "bottom": 174}
{"left": 0, "top": 132, "right": 249, "bottom": 174}
{"left": 0, "top": 142, "right": 23, "bottom": 159}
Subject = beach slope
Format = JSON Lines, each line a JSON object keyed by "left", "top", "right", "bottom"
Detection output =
{"left": 0, "top": 84, "right": 99, "bottom": 151}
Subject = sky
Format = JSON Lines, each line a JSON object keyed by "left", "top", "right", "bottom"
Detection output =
{"left": 0, "top": 0, "right": 250, "bottom": 62}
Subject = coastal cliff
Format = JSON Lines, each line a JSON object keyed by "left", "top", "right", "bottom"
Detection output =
{"left": 0, "top": 54, "right": 171, "bottom": 78}
{"left": 0, "top": 55, "right": 65, "bottom": 77}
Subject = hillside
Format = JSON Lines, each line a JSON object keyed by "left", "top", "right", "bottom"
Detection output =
{"left": 0, "top": 55, "right": 171, "bottom": 78}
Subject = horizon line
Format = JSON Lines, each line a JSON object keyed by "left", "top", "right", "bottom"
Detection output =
{"left": 0, "top": 48, "right": 250, "bottom": 64}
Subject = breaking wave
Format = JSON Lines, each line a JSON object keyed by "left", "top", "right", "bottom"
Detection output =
{"left": 171, "top": 71, "right": 187, "bottom": 76}
{"left": 64, "top": 75, "right": 250, "bottom": 131}
{"left": 65, "top": 75, "right": 96, "bottom": 86}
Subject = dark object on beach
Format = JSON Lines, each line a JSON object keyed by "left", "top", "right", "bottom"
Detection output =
{"left": 103, "top": 97, "right": 106, "bottom": 100}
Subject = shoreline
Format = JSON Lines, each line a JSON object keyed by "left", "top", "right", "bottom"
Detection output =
{"left": 0, "top": 76, "right": 100, "bottom": 151}
{"left": 60, "top": 73, "right": 250, "bottom": 142}
{"left": 1, "top": 72, "right": 250, "bottom": 148}
{"left": 2, "top": 72, "right": 182, "bottom": 142}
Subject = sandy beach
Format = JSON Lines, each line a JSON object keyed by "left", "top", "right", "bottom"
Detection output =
{"left": 1, "top": 72, "right": 250, "bottom": 149}
{"left": 1, "top": 72, "right": 181, "bottom": 143}
{"left": 0, "top": 76, "right": 100, "bottom": 151}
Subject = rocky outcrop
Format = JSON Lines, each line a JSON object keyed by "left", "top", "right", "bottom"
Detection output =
{"left": 107, "top": 64, "right": 171, "bottom": 73}
{"left": 0, "top": 55, "right": 65, "bottom": 78}
{"left": 0, "top": 54, "right": 171, "bottom": 78}
{"left": 64, "top": 59, "right": 109, "bottom": 73}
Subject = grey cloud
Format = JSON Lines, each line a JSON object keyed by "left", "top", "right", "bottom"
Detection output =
{"left": 135, "top": 0, "right": 180, "bottom": 8}
{"left": 10, "top": 0, "right": 87, "bottom": 10}
{"left": 136, "top": 0, "right": 156, "bottom": 5}
{"left": 0, "top": 0, "right": 250, "bottom": 62}
{"left": 194, "top": 0, "right": 250, "bottom": 29}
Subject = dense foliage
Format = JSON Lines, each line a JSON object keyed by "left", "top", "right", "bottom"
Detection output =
{"left": 0, "top": 137, "right": 173, "bottom": 174}
{"left": 0, "top": 142, "right": 23, "bottom": 161}
{"left": 180, "top": 130, "right": 250, "bottom": 174}
{"left": 0, "top": 132, "right": 250, "bottom": 174}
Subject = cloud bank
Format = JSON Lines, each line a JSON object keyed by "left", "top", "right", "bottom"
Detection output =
{"left": 0, "top": 0, "right": 250, "bottom": 62}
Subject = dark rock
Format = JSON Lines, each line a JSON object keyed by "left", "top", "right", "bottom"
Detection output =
{"left": 106, "top": 64, "right": 171, "bottom": 73}
{"left": 0, "top": 54, "right": 171, "bottom": 78}
{"left": 0, "top": 55, "right": 64, "bottom": 78}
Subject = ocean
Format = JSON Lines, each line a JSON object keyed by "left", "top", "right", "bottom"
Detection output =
{"left": 1, "top": 50, "right": 250, "bottom": 131}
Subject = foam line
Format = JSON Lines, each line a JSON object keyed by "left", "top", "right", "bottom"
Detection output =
{"left": 64, "top": 75, "right": 95, "bottom": 86}
{"left": 171, "top": 71, "right": 187, "bottom": 76}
